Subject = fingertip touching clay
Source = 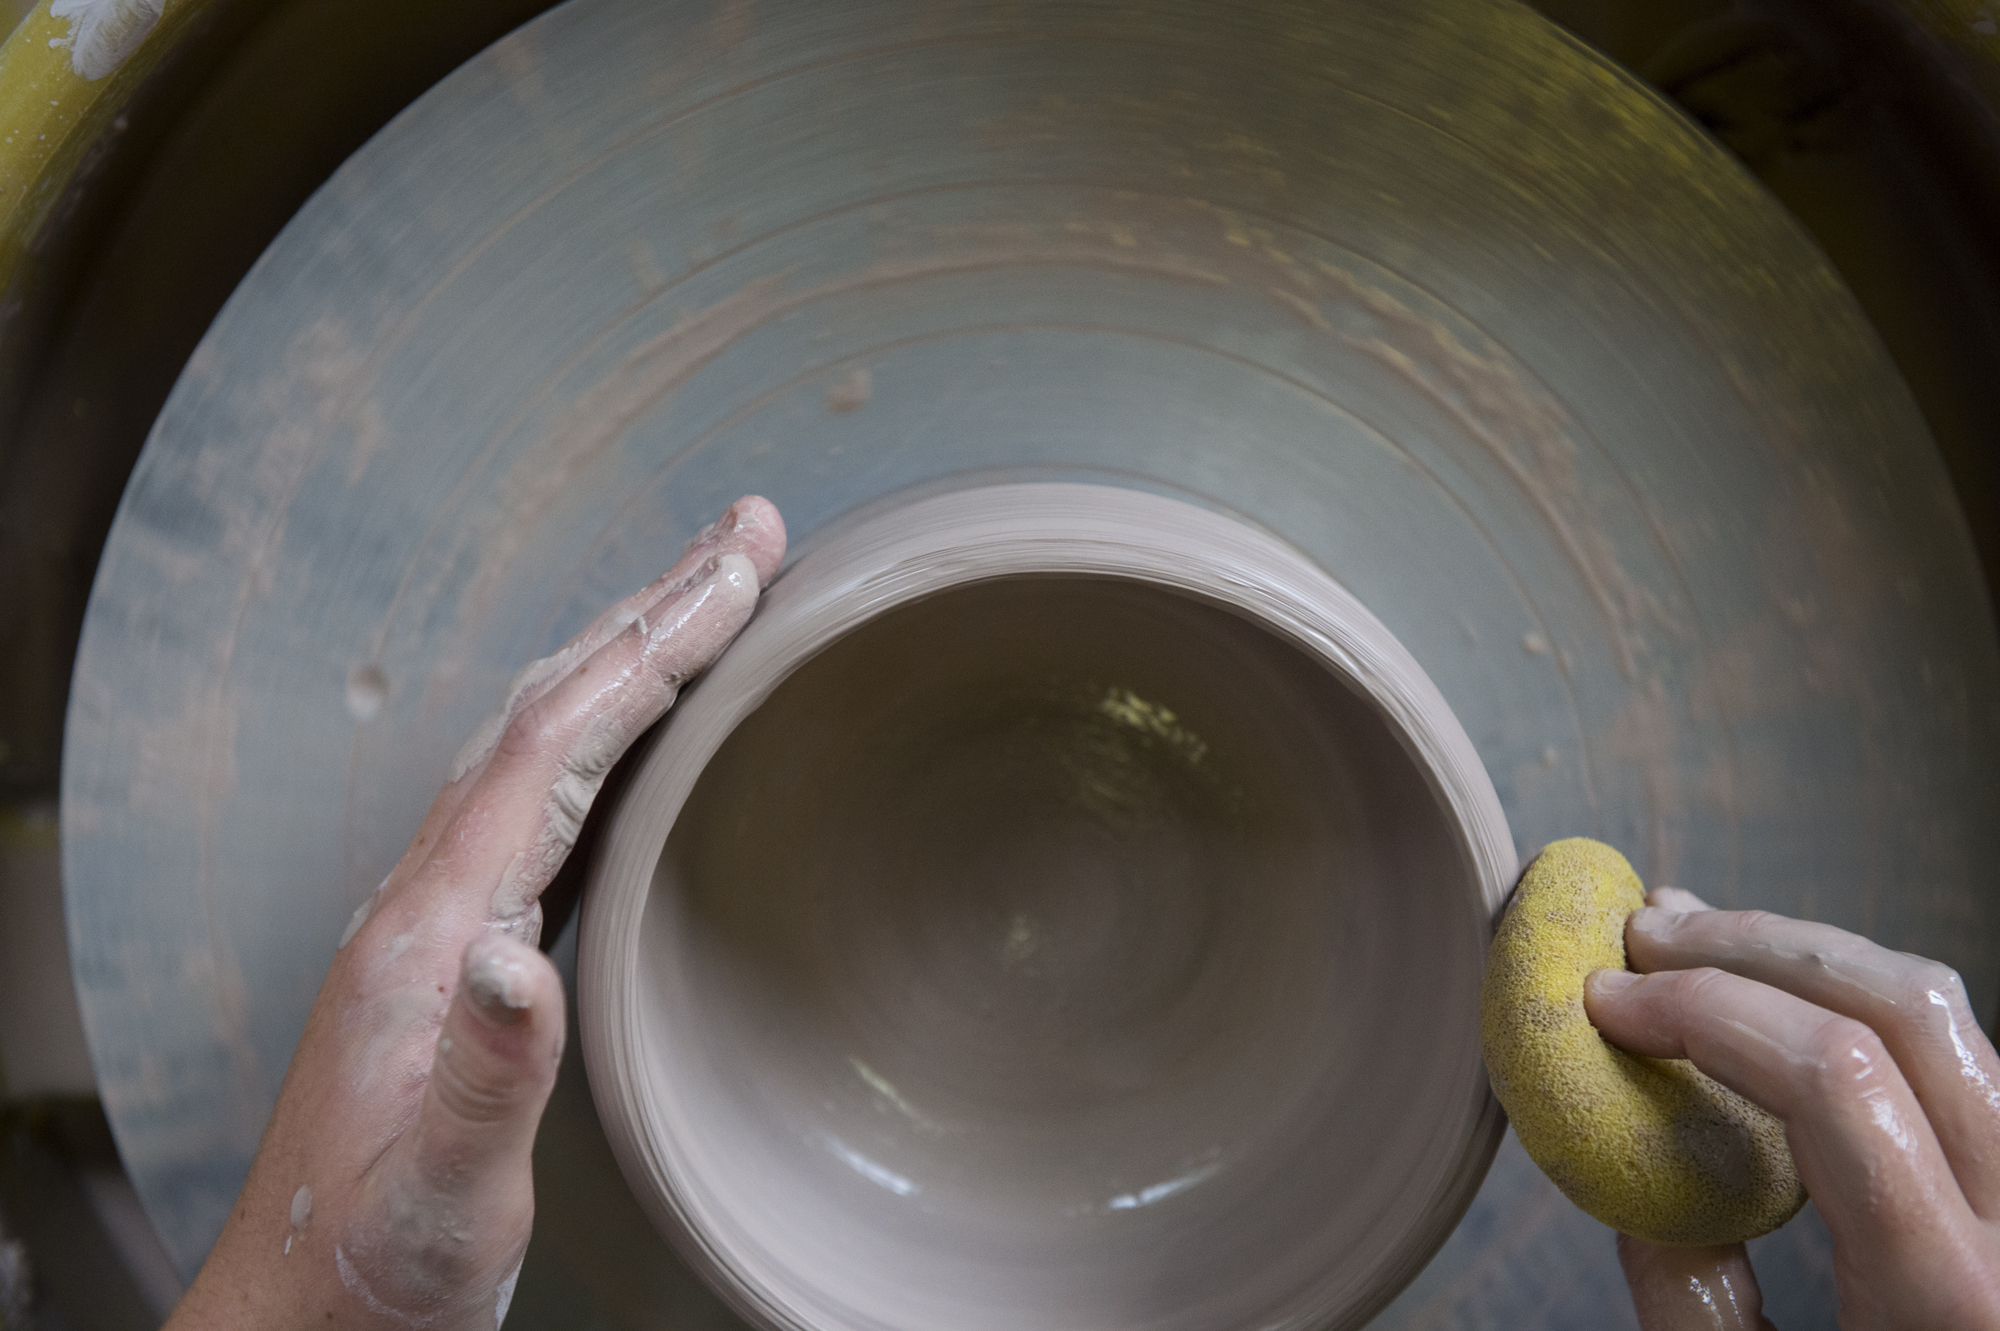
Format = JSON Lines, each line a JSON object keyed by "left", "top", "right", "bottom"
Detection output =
{"left": 1480, "top": 837, "right": 1806, "bottom": 1245}
{"left": 483, "top": 550, "right": 762, "bottom": 931}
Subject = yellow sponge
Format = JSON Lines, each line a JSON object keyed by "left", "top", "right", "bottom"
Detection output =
{"left": 1480, "top": 837, "right": 1806, "bottom": 1244}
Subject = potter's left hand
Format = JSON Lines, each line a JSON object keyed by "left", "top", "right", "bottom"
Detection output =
{"left": 163, "top": 498, "right": 786, "bottom": 1330}
{"left": 1588, "top": 889, "right": 2000, "bottom": 1330}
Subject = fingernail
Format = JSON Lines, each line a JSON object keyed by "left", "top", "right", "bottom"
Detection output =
{"left": 1629, "top": 906, "right": 1682, "bottom": 936}
{"left": 463, "top": 939, "right": 534, "bottom": 1026}
{"left": 685, "top": 504, "right": 741, "bottom": 554}
{"left": 1587, "top": 968, "right": 1640, "bottom": 996}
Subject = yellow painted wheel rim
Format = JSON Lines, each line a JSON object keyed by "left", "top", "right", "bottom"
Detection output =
{"left": 0, "top": 0, "right": 219, "bottom": 285}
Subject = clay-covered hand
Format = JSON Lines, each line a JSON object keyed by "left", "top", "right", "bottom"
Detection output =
{"left": 1585, "top": 887, "right": 2000, "bottom": 1330}
{"left": 164, "top": 498, "right": 786, "bottom": 1331}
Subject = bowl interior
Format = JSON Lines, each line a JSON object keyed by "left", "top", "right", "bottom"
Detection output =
{"left": 632, "top": 571, "right": 1492, "bottom": 1330}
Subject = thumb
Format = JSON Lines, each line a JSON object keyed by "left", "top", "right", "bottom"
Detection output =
{"left": 342, "top": 937, "right": 563, "bottom": 1322}
{"left": 1617, "top": 1234, "right": 1777, "bottom": 1330}
{"left": 419, "top": 934, "right": 567, "bottom": 1184}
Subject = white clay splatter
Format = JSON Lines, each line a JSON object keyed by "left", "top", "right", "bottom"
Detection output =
{"left": 335, "top": 1245, "right": 435, "bottom": 1327}
{"left": 466, "top": 946, "right": 534, "bottom": 1013}
{"left": 494, "top": 1260, "right": 522, "bottom": 1328}
{"left": 48, "top": 0, "right": 162, "bottom": 80}
{"left": 346, "top": 983, "right": 451, "bottom": 1101}
{"left": 485, "top": 902, "right": 543, "bottom": 947}
{"left": 338, "top": 880, "right": 387, "bottom": 949}
{"left": 283, "top": 1187, "right": 310, "bottom": 1255}
{"left": 486, "top": 708, "right": 622, "bottom": 923}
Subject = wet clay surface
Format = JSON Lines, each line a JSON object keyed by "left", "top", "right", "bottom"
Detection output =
{"left": 669, "top": 581, "right": 1452, "bottom": 1321}
{"left": 582, "top": 485, "right": 1513, "bottom": 1331}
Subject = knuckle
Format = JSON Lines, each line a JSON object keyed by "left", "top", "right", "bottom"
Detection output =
{"left": 434, "top": 1052, "right": 523, "bottom": 1127}
{"left": 1730, "top": 908, "right": 1779, "bottom": 938}
{"left": 1720, "top": 909, "right": 1791, "bottom": 956}
{"left": 1802, "top": 1016, "right": 1887, "bottom": 1095}
{"left": 1891, "top": 958, "right": 1976, "bottom": 1043}
{"left": 497, "top": 695, "right": 565, "bottom": 761}
{"left": 1664, "top": 966, "right": 1733, "bottom": 1021}
{"left": 1900, "top": 957, "right": 1964, "bottom": 1006}
{"left": 1671, "top": 965, "right": 1731, "bottom": 1002}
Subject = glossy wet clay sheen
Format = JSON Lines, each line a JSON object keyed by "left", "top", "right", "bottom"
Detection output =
{"left": 580, "top": 484, "right": 1516, "bottom": 1331}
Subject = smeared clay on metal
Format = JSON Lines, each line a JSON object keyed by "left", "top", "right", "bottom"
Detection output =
{"left": 47, "top": 0, "right": 161, "bottom": 80}
{"left": 580, "top": 485, "right": 1516, "bottom": 1331}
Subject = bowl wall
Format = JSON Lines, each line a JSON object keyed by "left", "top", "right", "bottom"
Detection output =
{"left": 581, "top": 484, "right": 1515, "bottom": 1331}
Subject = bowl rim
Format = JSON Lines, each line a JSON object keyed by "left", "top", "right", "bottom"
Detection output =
{"left": 579, "top": 481, "right": 1516, "bottom": 1331}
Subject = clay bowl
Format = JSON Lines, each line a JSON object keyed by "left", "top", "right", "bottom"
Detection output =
{"left": 580, "top": 483, "right": 1516, "bottom": 1331}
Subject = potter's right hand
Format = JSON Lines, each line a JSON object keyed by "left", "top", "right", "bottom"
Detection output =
{"left": 163, "top": 497, "right": 786, "bottom": 1330}
{"left": 1585, "top": 889, "right": 2000, "bottom": 1330}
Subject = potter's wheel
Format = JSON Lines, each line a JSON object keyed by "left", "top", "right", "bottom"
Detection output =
{"left": 59, "top": 0, "right": 2000, "bottom": 1325}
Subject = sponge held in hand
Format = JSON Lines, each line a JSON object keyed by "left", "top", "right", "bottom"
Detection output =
{"left": 1480, "top": 837, "right": 1806, "bottom": 1245}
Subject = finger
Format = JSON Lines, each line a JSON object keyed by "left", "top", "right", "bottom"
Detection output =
{"left": 416, "top": 936, "right": 564, "bottom": 1180}
{"left": 1647, "top": 885, "right": 1713, "bottom": 913}
{"left": 339, "top": 498, "right": 786, "bottom": 950}
{"left": 1625, "top": 905, "right": 2000, "bottom": 1218}
{"left": 445, "top": 495, "right": 786, "bottom": 782}
{"left": 437, "top": 499, "right": 782, "bottom": 840}
{"left": 447, "top": 495, "right": 786, "bottom": 783}
{"left": 1586, "top": 965, "right": 1986, "bottom": 1309}
{"left": 1616, "top": 1234, "right": 1773, "bottom": 1331}
{"left": 419, "top": 551, "right": 761, "bottom": 935}
{"left": 341, "top": 936, "right": 561, "bottom": 1323}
